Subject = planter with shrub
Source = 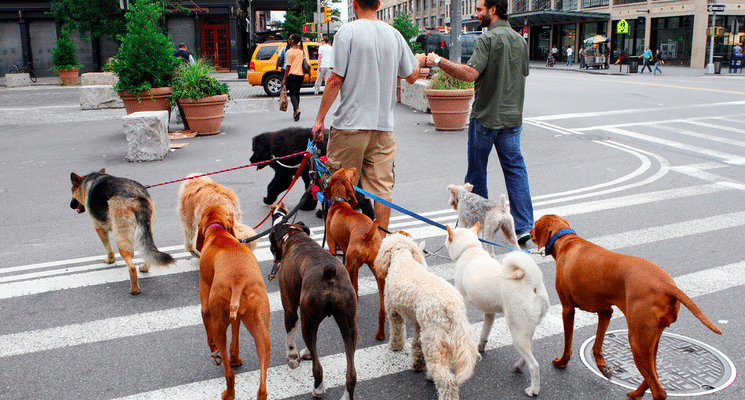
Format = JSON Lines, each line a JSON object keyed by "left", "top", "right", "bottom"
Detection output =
{"left": 171, "top": 59, "right": 230, "bottom": 135}
{"left": 423, "top": 70, "right": 474, "bottom": 131}
{"left": 52, "top": 33, "right": 84, "bottom": 85}
{"left": 110, "top": 0, "right": 181, "bottom": 114}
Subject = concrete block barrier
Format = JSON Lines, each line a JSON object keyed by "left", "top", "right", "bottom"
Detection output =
{"left": 123, "top": 111, "right": 170, "bottom": 162}
{"left": 80, "top": 85, "right": 124, "bottom": 110}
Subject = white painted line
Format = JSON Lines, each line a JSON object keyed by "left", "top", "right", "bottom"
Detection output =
{"left": 683, "top": 120, "right": 745, "bottom": 135}
{"left": 651, "top": 124, "right": 745, "bottom": 148}
{"left": 600, "top": 127, "right": 745, "bottom": 165}
{"left": 112, "top": 260, "right": 745, "bottom": 400}
{"left": 4, "top": 210, "right": 745, "bottom": 359}
{"left": 525, "top": 102, "right": 745, "bottom": 122}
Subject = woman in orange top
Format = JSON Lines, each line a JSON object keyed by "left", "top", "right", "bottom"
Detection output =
{"left": 283, "top": 33, "right": 305, "bottom": 121}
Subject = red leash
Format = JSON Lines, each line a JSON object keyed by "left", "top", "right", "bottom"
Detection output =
{"left": 144, "top": 151, "right": 310, "bottom": 189}
{"left": 252, "top": 153, "right": 311, "bottom": 229}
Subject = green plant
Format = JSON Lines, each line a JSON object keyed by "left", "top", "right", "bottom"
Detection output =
{"left": 52, "top": 33, "right": 84, "bottom": 71}
{"left": 427, "top": 70, "right": 474, "bottom": 90}
{"left": 111, "top": 0, "right": 181, "bottom": 95}
{"left": 171, "top": 59, "right": 230, "bottom": 104}
{"left": 392, "top": 12, "right": 423, "bottom": 54}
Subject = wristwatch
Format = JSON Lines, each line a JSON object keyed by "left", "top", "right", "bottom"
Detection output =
{"left": 434, "top": 56, "right": 442, "bottom": 66}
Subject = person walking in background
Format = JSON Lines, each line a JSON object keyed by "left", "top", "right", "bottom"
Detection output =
{"left": 425, "top": 0, "right": 534, "bottom": 246}
{"left": 174, "top": 43, "right": 195, "bottom": 65}
{"left": 283, "top": 34, "right": 305, "bottom": 121}
{"left": 653, "top": 49, "right": 664, "bottom": 75}
{"left": 314, "top": 37, "right": 334, "bottom": 95}
{"left": 276, "top": 39, "right": 290, "bottom": 92}
{"left": 551, "top": 44, "right": 559, "bottom": 63}
{"left": 565, "top": 45, "right": 573, "bottom": 66}
{"left": 579, "top": 45, "right": 586, "bottom": 69}
{"left": 641, "top": 46, "right": 653, "bottom": 73}
{"left": 311, "top": 0, "right": 425, "bottom": 230}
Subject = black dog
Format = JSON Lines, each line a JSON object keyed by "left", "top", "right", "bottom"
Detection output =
{"left": 250, "top": 128, "right": 326, "bottom": 211}
{"left": 269, "top": 222, "right": 358, "bottom": 399}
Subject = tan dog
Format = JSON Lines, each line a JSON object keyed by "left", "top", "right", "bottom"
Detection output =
{"left": 178, "top": 174, "right": 257, "bottom": 257}
{"left": 196, "top": 205, "right": 271, "bottom": 400}
{"left": 323, "top": 167, "right": 386, "bottom": 340}
{"left": 530, "top": 214, "right": 722, "bottom": 400}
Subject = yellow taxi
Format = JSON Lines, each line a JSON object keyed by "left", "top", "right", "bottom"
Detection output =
{"left": 248, "top": 41, "right": 320, "bottom": 96}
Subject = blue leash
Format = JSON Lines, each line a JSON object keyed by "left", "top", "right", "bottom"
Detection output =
{"left": 317, "top": 184, "right": 530, "bottom": 254}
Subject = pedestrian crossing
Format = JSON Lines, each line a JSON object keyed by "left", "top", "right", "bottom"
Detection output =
{"left": 2, "top": 111, "right": 744, "bottom": 399}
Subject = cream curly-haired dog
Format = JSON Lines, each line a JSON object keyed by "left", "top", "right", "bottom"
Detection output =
{"left": 374, "top": 232, "right": 479, "bottom": 400}
{"left": 178, "top": 174, "right": 257, "bottom": 256}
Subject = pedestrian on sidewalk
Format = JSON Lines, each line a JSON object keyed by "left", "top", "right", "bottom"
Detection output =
{"left": 551, "top": 44, "right": 559, "bottom": 63}
{"left": 314, "top": 37, "right": 334, "bottom": 95}
{"left": 425, "top": 0, "right": 534, "bottom": 245}
{"left": 641, "top": 47, "right": 653, "bottom": 73}
{"left": 311, "top": 0, "right": 426, "bottom": 230}
{"left": 653, "top": 49, "right": 664, "bottom": 75}
{"left": 283, "top": 34, "right": 305, "bottom": 121}
{"left": 565, "top": 45, "right": 573, "bottom": 66}
{"left": 174, "top": 43, "right": 195, "bottom": 65}
{"left": 579, "top": 45, "right": 586, "bottom": 69}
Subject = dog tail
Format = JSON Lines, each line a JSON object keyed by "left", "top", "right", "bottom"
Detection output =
{"left": 672, "top": 287, "right": 723, "bottom": 335}
{"left": 229, "top": 280, "right": 247, "bottom": 321}
{"left": 136, "top": 198, "right": 175, "bottom": 267}
{"left": 364, "top": 218, "right": 381, "bottom": 242}
{"left": 451, "top": 315, "right": 480, "bottom": 384}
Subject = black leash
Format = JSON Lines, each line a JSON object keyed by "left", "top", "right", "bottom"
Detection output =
{"left": 239, "top": 184, "right": 314, "bottom": 244}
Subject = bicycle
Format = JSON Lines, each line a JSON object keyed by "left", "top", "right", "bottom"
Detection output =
{"left": 7, "top": 62, "right": 37, "bottom": 83}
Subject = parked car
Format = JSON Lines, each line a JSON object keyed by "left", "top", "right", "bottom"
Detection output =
{"left": 414, "top": 32, "right": 480, "bottom": 63}
{"left": 248, "top": 41, "right": 320, "bottom": 96}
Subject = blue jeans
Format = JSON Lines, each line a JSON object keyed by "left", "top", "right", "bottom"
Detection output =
{"left": 654, "top": 61, "right": 662, "bottom": 75}
{"left": 641, "top": 59, "right": 652, "bottom": 72}
{"left": 465, "top": 119, "right": 534, "bottom": 233}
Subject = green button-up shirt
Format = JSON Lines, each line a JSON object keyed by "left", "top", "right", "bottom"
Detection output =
{"left": 466, "top": 20, "right": 529, "bottom": 129}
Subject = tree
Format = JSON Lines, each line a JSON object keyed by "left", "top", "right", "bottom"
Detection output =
{"left": 49, "top": 0, "right": 126, "bottom": 43}
{"left": 281, "top": 0, "right": 340, "bottom": 38}
{"left": 392, "top": 12, "right": 422, "bottom": 54}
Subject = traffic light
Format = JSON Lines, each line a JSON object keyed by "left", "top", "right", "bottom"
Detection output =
{"left": 323, "top": 6, "right": 332, "bottom": 23}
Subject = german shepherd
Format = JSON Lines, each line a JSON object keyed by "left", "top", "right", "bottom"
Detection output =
{"left": 70, "top": 169, "right": 175, "bottom": 295}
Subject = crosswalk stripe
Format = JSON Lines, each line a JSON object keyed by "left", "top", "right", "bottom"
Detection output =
{"left": 3, "top": 210, "right": 744, "bottom": 359}
{"left": 113, "top": 260, "right": 745, "bottom": 400}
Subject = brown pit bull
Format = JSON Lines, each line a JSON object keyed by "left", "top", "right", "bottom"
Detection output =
{"left": 530, "top": 214, "right": 722, "bottom": 400}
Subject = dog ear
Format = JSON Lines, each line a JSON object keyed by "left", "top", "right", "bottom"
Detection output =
{"left": 412, "top": 240, "right": 426, "bottom": 264}
{"left": 71, "top": 172, "right": 82, "bottom": 186}
{"left": 472, "top": 221, "right": 481, "bottom": 234}
{"left": 345, "top": 180, "right": 358, "bottom": 208}
{"left": 296, "top": 221, "right": 311, "bottom": 235}
{"left": 373, "top": 238, "right": 393, "bottom": 280}
{"left": 196, "top": 227, "right": 205, "bottom": 253}
{"left": 98, "top": 168, "right": 105, "bottom": 174}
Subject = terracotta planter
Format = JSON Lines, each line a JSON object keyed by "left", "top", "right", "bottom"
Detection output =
{"left": 177, "top": 94, "right": 228, "bottom": 136}
{"left": 58, "top": 67, "right": 80, "bottom": 86}
{"left": 424, "top": 88, "right": 474, "bottom": 131}
{"left": 118, "top": 87, "right": 174, "bottom": 115}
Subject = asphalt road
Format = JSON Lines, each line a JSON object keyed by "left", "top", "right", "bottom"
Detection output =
{"left": 1, "top": 66, "right": 744, "bottom": 400}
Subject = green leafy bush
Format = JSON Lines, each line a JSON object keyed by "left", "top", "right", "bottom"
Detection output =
{"left": 52, "top": 33, "right": 83, "bottom": 71}
{"left": 392, "top": 12, "right": 423, "bottom": 54}
{"left": 427, "top": 70, "right": 474, "bottom": 90}
{"left": 171, "top": 59, "right": 229, "bottom": 104}
{"left": 111, "top": 0, "right": 181, "bottom": 94}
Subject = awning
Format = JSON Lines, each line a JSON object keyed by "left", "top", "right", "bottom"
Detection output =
{"left": 508, "top": 10, "right": 610, "bottom": 28}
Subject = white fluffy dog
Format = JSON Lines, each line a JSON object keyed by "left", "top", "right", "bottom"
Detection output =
{"left": 374, "top": 232, "right": 479, "bottom": 400}
{"left": 178, "top": 174, "right": 257, "bottom": 257}
{"left": 447, "top": 183, "right": 520, "bottom": 256}
{"left": 445, "top": 223, "right": 550, "bottom": 397}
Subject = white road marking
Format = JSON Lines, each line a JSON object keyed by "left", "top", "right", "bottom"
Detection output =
{"left": 3, "top": 210, "right": 744, "bottom": 359}
{"left": 112, "top": 260, "right": 745, "bottom": 400}
{"left": 525, "top": 102, "right": 745, "bottom": 122}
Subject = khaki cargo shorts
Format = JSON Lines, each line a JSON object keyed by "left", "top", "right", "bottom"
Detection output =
{"left": 325, "top": 128, "right": 396, "bottom": 201}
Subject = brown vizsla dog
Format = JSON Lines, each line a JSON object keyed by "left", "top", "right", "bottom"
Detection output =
{"left": 530, "top": 214, "right": 722, "bottom": 400}
{"left": 323, "top": 167, "right": 386, "bottom": 340}
{"left": 196, "top": 205, "right": 271, "bottom": 400}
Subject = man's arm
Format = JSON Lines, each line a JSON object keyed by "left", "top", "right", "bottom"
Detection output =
{"left": 403, "top": 53, "right": 427, "bottom": 84}
{"left": 425, "top": 52, "right": 480, "bottom": 82}
{"left": 312, "top": 72, "right": 344, "bottom": 141}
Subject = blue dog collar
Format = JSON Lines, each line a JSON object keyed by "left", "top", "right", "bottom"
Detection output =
{"left": 545, "top": 229, "right": 576, "bottom": 255}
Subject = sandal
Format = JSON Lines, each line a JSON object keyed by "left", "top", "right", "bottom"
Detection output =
{"left": 294, "top": 110, "right": 301, "bottom": 121}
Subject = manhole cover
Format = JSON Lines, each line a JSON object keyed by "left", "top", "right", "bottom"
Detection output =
{"left": 580, "top": 330, "right": 735, "bottom": 396}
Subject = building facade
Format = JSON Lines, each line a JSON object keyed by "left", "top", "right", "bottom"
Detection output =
{"left": 375, "top": 0, "right": 745, "bottom": 67}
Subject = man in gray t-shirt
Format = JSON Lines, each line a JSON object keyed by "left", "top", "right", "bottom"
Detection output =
{"left": 312, "top": 0, "right": 425, "bottom": 230}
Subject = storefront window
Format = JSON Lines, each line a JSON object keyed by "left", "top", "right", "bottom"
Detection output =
{"left": 651, "top": 15, "right": 693, "bottom": 65}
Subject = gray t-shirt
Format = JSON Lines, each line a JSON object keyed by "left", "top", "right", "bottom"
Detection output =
{"left": 331, "top": 19, "right": 418, "bottom": 131}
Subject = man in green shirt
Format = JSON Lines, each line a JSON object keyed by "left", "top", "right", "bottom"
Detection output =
{"left": 425, "top": 0, "right": 534, "bottom": 245}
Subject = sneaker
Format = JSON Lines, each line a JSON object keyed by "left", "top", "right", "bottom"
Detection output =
{"left": 516, "top": 231, "right": 531, "bottom": 246}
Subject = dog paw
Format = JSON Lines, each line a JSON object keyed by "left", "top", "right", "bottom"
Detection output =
{"left": 105, "top": 254, "right": 116, "bottom": 264}
{"left": 478, "top": 342, "right": 487, "bottom": 353}
{"left": 287, "top": 354, "right": 300, "bottom": 369}
{"left": 412, "top": 358, "right": 425, "bottom": 372}
{"left": 600, "top": 365, "right": 613, "bottom": 379}
{"left": 211, "top": 350, "right": 222, "bottom": 366}
{"left": 230, "top": 356, "right": 243, "bottom": 368}
{"left": 552, "top": 356, "right": 569, "bottom": 369}
{"left": 138, "top": 264, "right": 150, "bottom": 273}
{"left": 129, "top": 287, "right": 141, "bottom": 295}
{"left": 524, "top": 386, "right": 539, "bottom": 397}
{"left": 263, "top": 196, "right": 275, "bottom": 205}
{"left": 312, "top": 382, "right": 325, "bottom": 398}
{"left": 299, "top": 348, "right": 312, "bottom": 360}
